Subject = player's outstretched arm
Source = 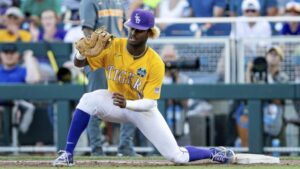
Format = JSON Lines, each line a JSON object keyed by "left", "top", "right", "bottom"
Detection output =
{"left": 112, "top": 92, "right": 157, "bottom": 111}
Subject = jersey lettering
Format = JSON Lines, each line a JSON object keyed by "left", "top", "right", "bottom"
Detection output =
{"left": 107, "top": 66, "right": 114, "bottom": 79}
{"left": 127, "top": 72, "right": 134, "bottom": 85}
{"left": 118, "top": 70, "right": 127, "bottom": 84}
{"left": 113, "top": 69, "right": 120, "bottom": 81}
{"left": 106, "top": 65, "right": 143, "bottom": 93}
{"left": 133, "top": 78, "right": 142, "bottom": 91}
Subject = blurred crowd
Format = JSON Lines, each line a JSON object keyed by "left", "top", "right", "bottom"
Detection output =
{"left": 0, "top": 0, "right": 299, "bottom": 45}
{"left": 0, "top": 0, "right": 299, "bottom": 83}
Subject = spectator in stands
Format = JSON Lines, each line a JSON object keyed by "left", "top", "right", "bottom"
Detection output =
{"left": 281, "top": 1, "right": 300, "bottom": 35}
{"left": 245, "top": 46, "right": 288, "bottom": 85}
{"left": 21, "top": 0, "right": 61, "bottom": 17}
{"left": 0, "top": 43, "right": 41, "bottom": 135}
{"left": 0, "top": 7, "right": 31, "bottom": 42}
{"left": 34, "top": 9, "right": 66, "bottom": 42}
{"left": 229, "top": 0, "right": 278, "bottom": 16}
{"left": 230, "top": 0, "right": 271, "bottom": 57}
{"left": 0, "top": 43, "right": 41, "bottom": 83}
{"left": 240, "top": 46, "right": 288, "bottom": 146}
{"left": 231, "top": 0, "right": 272, "bottom": 40}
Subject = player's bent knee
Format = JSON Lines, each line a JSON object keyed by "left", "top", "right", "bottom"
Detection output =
{"left": 76, "top": 92, "right": 100, "bottom": 115}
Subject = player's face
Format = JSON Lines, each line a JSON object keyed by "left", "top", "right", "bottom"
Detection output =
{"left": 128, "top": 28, "right": 149, "bottom": 46}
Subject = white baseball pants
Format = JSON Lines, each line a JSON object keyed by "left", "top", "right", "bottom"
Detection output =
{"left": 77, "top": 89, "right": 190, "bottom": 163}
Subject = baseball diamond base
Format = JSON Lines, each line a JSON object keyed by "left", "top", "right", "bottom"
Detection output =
{"left": 234, "top": 153, "right": 280, "bottom": 164}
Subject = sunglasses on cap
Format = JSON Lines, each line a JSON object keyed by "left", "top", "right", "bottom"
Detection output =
{"left": 245, "top": 9, "right": 258, "bottom": 13}
{"left": 2, "top": 50, "right": 17, "bottom": 54}
{"left": 7, "top": 14, "right": 20, "bottom": 20}
{"left": 1, "top": 44, "right": 18, "bottom": 53}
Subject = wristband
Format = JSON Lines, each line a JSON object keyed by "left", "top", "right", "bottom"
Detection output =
{"left": 75, "top": 51, "right": 86, "bottom": 60}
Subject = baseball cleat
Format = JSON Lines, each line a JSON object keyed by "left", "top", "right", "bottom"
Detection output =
{"left": 53, "top": 150, "right": 74, "bottom": 167}
{"left": 210, "top": 147, "right": 235, "bottom": 164}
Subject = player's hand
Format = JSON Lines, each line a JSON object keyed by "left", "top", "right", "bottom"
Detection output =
{"left": 112, "top": 92, "right": 126, "bottom": 108}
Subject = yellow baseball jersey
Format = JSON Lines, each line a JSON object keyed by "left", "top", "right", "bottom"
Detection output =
{"left": 0, "top": 29, "right": 31, "bottom": 42}
{"left": 87, "top": 38, "right": 165, "bottom": 100}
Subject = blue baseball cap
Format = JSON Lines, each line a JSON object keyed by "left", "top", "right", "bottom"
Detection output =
{"left": 125, "top": 9, "right": 155, "bottom": 30}
{"left": 1, "top": 43, "right": 18, "bottom": 53}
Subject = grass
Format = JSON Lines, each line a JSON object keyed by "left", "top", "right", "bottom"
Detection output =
{"left": 1, "top": 166, "right": 300, "bottom": 169}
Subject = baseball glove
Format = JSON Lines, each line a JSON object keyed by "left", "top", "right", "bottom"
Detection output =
{"left": 75, "top": 27, "right": 114, "bottom": 58}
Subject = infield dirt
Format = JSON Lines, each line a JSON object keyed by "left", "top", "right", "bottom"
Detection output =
{"left": 0, "top": 158, "right": 299, "bottom": 167}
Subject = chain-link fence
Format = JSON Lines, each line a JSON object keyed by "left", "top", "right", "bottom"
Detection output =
{"left": 148, "top": 38, "right": 231, "bottom": 83}
{"left": 237, "top": 37, "right": 300, "bottom": 83}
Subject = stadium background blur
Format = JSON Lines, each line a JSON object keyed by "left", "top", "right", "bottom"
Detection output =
{"left": 1, "top": 0, "right": 300, "bottom": 157}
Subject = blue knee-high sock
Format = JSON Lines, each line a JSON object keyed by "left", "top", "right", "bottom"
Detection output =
{"left": 185, "top": 146, "right": 212, "bottom": 162}
{"left": 65, "top": 109, "right": 90, "bottom": 155}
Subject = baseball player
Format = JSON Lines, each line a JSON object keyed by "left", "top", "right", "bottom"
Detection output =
{"left": 53, "top": 9, "right": 235, "bottom": 166}
{"left": 80, "top": 0, "right": 138, "bottom": 157}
